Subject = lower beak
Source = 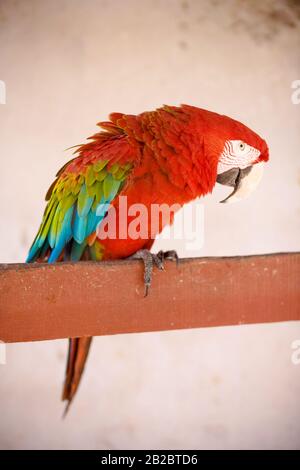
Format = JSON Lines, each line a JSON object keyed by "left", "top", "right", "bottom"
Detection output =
{"left": 217, "top": 162, "right": 264, "bottom": 204}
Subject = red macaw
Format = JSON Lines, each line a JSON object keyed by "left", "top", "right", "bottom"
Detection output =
{"left": 27, "top": 104, "right": 269, "bottom": 413}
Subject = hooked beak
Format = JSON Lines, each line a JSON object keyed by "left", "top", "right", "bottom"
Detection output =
{"left": 217, "top": 162, "right": 264, "bottom": 204}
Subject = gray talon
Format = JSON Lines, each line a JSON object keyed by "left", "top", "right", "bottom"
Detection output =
{"left": 128, "top": 249, "right": 179, "bottom": 296}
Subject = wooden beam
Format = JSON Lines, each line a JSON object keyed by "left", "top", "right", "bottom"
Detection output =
{"left": 0, "top": 253, "right": 299, "bottom": 343}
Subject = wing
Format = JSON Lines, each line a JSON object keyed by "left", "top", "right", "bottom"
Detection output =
{"left": 26, "top": 139, "right": 134, "bottom": 263}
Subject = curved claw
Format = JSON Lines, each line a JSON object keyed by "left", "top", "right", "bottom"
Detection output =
{"left": 129, "top": 249, "right": 179, "bottom": 296}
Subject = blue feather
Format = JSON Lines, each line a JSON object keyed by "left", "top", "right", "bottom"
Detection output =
{"left": 26, "top": 240, "right": 40, "bottom": 262}
{"left": 27, "top": 171, "right": 124, "bottom": 264}
{"left": 86, "top": 210, "right": 98, "bottom": 236}
{"left": 71, "top": 241, "right": 87, "bottom": 261}
{"left": 48, "top": 206, "right": 73, "bottom": 263}
{"left": 73, "top": 210, "right": 88, "bottom": 244}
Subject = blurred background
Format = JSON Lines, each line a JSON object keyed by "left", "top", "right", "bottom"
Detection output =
{"left": 0, "top": 0, "right": 300, "bottom": 449}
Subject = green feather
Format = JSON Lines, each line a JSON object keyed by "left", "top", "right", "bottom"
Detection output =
{"left": 109, "top": 163, "right": 119, "bottom": 175}
{"left": 38, "top": 199, "right": 59, "bottom": 247}
{"left": 91, "top": 182, "right": 104, "bottom": 210}
{"left": 43, "top": 195, "right": 58, "bottom": 220}
{"left": 48, "top": 203, "right": 61, "bottom": 248}
{"left": 87, "top": 181, "right": 99, "bottom": 198}
{"left": 95, "top": 181, "right": 103, "bottom": 203}
{"left": 95, "top": 169, "right": 107, "bottom": 182}
{"left": 72, "top": 182, "right": 81, "bottom": 196}
{"left": 115, "top": 166, "right": 131, "bottom": 180}
{"left": 63, "top": 184, "right": 72, "bottom": 197}
{"left": 91, "top": 198, "right": 98, "bottom": 212}
{"left": 56, "top": 188, "right": 64, "bottom": 201}
{"left": 94, "top": 160, "right": 108, "bottom": 172}
{"left": 77, "top": 184, "right": 94, "bottom": 217}
{"left": 103, "top": 174, "right": 120, "bottom": 200}
{"left": 86, "top": 166, "right": 96, "bottom": 186}
{"left": 61, "top": 193, "right": 76, "bottom": 214}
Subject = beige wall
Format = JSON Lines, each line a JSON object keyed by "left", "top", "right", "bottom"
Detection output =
{"left": 0, "top": 0, "right": 300, "bottom": 449}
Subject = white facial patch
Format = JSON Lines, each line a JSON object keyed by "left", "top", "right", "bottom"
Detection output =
{"left": 217, "top": 140, "right": 260, "bottom": 175}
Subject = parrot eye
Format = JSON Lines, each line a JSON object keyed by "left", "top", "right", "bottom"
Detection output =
{"left": 217, "top": 140, "right": 261, "bottom": 175}
{"left": 233, "top": 140, "right": 250, "bottom": 156}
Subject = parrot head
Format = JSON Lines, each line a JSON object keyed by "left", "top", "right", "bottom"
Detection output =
{"left": 187, "top": 106, "right": 269, "bottom": 203}
{"left": 210, "top": 111, "right": 269, "bottom": 203}
{"left": 216, "top": 137, "right": 269, "bottom": 204}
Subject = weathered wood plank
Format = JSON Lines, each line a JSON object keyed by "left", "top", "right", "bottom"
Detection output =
{"left": 0, "top": 253, "right": 299, "bottom": 343}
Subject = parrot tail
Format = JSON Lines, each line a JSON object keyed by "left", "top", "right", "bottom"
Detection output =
{"left": 62, "top": 336, "right": 93, "bottom": 416}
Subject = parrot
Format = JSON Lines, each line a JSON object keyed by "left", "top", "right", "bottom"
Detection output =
{"left": 26, "top": 104, "right": 269, "bottom": 413}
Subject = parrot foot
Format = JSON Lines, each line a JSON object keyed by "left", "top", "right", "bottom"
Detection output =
{"left": 129, "top": 249, "right": 178, "bottom": 297}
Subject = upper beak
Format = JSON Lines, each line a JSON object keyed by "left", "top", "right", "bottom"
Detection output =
{"left": 217, "top": 162, "right": 264, "bottom": 204}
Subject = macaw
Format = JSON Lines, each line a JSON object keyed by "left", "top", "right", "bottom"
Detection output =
{"left": 26, "top": 104, "right": 269, "bottom": 413}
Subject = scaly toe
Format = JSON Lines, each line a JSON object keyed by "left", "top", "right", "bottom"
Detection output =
{"left": 128, "top": 249, "right": 179, "bottom": 296}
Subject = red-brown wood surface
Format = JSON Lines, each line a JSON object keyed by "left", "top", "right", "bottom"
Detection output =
{"left": 0, "top": 253, "right": 299, "bottom": 343}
